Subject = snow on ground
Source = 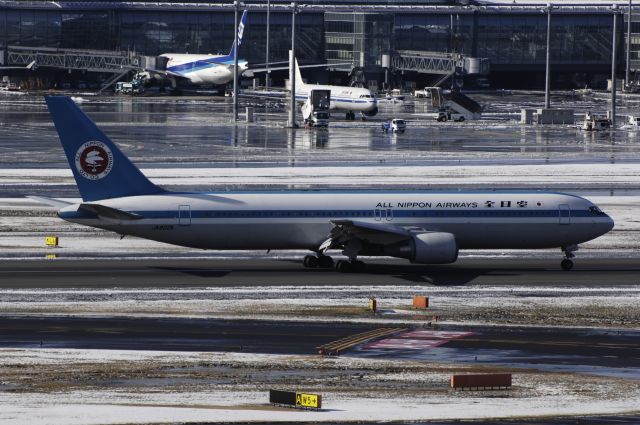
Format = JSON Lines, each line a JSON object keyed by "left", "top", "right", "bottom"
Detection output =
{"left": 1, "top": 285, "right": 638, "bottom": 329}
{"left": 0, "top": 348, "right": 638, "bottom": 425}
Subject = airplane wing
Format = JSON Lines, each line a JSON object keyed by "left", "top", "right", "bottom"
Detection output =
{"left": 139, "top": 66, "right": 192, "bottom": 82}
{"left": 245, "top": 62, "right": 353, "bottom": 77}
{"left": 331, "top": 219, "right": 418, "bottom": 243}
{"left": 78, "top": 203, "right": 143, "bottom": 221}
{"left": 319, "top": 219, "right": 426, "bottom": 252}
{"left": 145, "top": 68, "right": 191, "bottom": 80}
{"left": 27, "top": 196, "right": 73, "bottom": 209}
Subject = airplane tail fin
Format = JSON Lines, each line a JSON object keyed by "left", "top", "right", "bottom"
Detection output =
{"left": 45, "top": 96, "right": 165, "bottom": 202}
{"left": 228, "top": 10, "right": 248, "bottom": 58}
{"left": 294, "top": 58, "right": 305, "bottom": 89}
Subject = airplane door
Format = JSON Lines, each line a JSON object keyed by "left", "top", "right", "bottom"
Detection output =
{"left": 178, "top": 204, "right": 191, "bottom": 226}
{"left": 374, "top": 208, "right": 393, "bottom": 222}
{"left": 558, "top": 204, "right": 570, "bottom": 225}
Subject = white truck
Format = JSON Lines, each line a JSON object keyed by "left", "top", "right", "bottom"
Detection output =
{"left": 414, "top": 87, "right": 437, "bottom": 98}
{"left": 302, "top": 108, "right": 329, "bottom": 127}
{"left": 381, "top": 118, "right": 407, "bottom": 133}
{"left": 302, "top": 89, "right": 331, "bottom": 128}
{"left": 429, "top": 87, "right": 481, "bottom": 122}
{"left": 436, "top": 109, "right": 467, "bottom": 122}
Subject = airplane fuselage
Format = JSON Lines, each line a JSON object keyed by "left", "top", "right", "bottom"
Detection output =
{"left": 160, "top": 53, "right": 249, "bottom": 85}
{"left": 295, "top": 84, "right": 378, "bottom": 115}
{"left": 59, "top": 191, "right": 613, "bottom": 252}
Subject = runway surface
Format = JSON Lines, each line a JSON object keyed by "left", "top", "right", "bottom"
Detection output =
{"left": 0, "top": 257, "right": 638, "bottom": 288}
{"left": 1, "top": 316, "right": 638, "bottom": 379}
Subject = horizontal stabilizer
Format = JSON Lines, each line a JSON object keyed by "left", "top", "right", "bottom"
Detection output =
{"left": 27, "top": 196, "right": 73, "bottom": 209}
{"left": 79, "top": 203, "right": 142, "bottom": 220}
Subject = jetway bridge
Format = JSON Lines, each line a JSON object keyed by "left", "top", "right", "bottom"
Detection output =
{"left": 1, "top": 45, "right": 163, "bottom": 92}
{"left": 391, "top": 50, "right": 489, "bottom": 86}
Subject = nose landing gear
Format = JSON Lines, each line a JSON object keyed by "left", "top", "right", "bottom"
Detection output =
{"left": 561, "top": 258, "right": 574, "bottom": 271}
{"left": 560, "top": 245, "right": 578, "bottom": 271}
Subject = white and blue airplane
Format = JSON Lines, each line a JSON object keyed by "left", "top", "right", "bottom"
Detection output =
{"left": 148, "top": 10, "right": 249, "bottom": 87}
{"left": 42, "top": 96, "right": 613, "bottom": 272}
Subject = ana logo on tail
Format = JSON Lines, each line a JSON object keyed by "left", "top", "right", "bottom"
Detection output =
{"left": 237, "top": 18, "right": 245, "bottom": 47}
{"left": 75, "top": 141, "right": 113, "bottom": 180}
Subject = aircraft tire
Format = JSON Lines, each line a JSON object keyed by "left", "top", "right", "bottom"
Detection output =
{"left": 352, "top": 260, "right": 366, "bottom": 273}
{"left": 336, "top": 260, "right": 353, "bottom": 273}
{"left": 561, "top": 259, "right": 574, "bottom": 271}
{"left": 318, "top": 256, "right": 334, "bottom": 268}
{"left": 304, "top": 254, "right": 319, "bottom": 268}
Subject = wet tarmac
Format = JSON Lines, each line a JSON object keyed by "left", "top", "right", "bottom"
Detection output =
{"left": 0, "top": 315, "right": 637, "bottom": 380}
{"left": 1, "top": 92, "right": 640, "bottom": 173}
{"left": 352, "top": 325, "right": 640, "bottom": 380}
{"left": 0, "top": 258, "right": 639, "bottom": 287}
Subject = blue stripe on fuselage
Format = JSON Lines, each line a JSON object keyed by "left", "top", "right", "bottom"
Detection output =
{"left": 64, "top": 208, "right": 595, "bottom": 220}
{"left": 168, "top": 55, "right": 247, "bottom": 75}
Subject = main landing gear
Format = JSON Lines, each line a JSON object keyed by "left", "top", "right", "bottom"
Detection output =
{"left": 560, "top": 245, "right": 578, "bottom": 271}
{"left": 303, "top": 254, "right": 334, "bottom": 269}
{"left": 335, "top": 259, "right": 366, "bottom": 273}
{"left": 302, "top": 254, "right": 366, "bottom": 273}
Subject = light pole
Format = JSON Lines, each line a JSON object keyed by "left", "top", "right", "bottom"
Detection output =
{"left": 627, "top": 0, "right": 632, "bottom": 86}
{"left": 233, "top": 0, "right": 239, "bottom": 121}
{"left": 266, "top": 0, "right": 270, "bottom": 91}
{"left": 544, "top": 3, "right": 552, "bottom": 109}
{"left": 287, "top": 1, "right": 298, "bottom": 128}
{"left": 612, "top": 4, "right": 619, "bottom": 126}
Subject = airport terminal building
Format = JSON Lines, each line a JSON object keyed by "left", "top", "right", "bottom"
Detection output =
{"left": 1, "top": 0, "right": 639, "bottom": 89}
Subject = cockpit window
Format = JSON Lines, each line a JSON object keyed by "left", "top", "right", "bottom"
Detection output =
{"left": 360, "top": 94, "right": 372, "bottom": 98}
{"left": 588, "top": 206, "right": 606, "bottom": 216}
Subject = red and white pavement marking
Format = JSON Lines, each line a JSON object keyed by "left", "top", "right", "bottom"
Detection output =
{"left": 398, "top": 330, "right": 473, "bottom": 340}
{"left": 363, "top": 330, "right": 473, "bottom": 351}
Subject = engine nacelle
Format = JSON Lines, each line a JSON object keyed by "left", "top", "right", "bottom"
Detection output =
{"left": 363, "top": 107, "right": 378, "bottom": 117}
{"left": 359, "top": 232, "right": 458, "bottom": 264}
{"left": 410, "top": 232, "right": 458, "bottom": 264}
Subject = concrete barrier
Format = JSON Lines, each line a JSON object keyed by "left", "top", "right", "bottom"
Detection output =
{"left": 534, "top": 108, "right": 574, "bottom": 125}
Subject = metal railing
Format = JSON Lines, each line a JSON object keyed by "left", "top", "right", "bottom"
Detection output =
{"left": 392, "top": 50, "right": 463, "bottom": 75}
{"left": 6, "top": 45, "right": 141, "bottom": 73}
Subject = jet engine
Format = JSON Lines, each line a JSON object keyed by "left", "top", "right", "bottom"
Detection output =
{"left": 410, "top": 232, "right": 458, "bottom": 264}
{"left": 363, "top": 107, "right": 378, "bottom": 117}
{"left": 371, "top": 232, "right": 458, "bottom": 264}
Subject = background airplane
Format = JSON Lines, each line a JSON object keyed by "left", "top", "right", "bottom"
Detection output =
{"left": 142, "top": 10, "right": 248, "bottom": 87}
{"left": 244, "top": 58, "right": 377, "bottom": 120}
{"left": 293, "top": 59, "right": 378, "bottom": 120}
{"left": 41, "top": 96, "right": 613, "bottom": 272}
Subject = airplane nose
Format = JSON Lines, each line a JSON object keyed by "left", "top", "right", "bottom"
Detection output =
{"left": 596, "top": 215, "right": 614, "bottom": 236}
{"left": 605, "top": 215, "right": 615, "bottom": 232}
